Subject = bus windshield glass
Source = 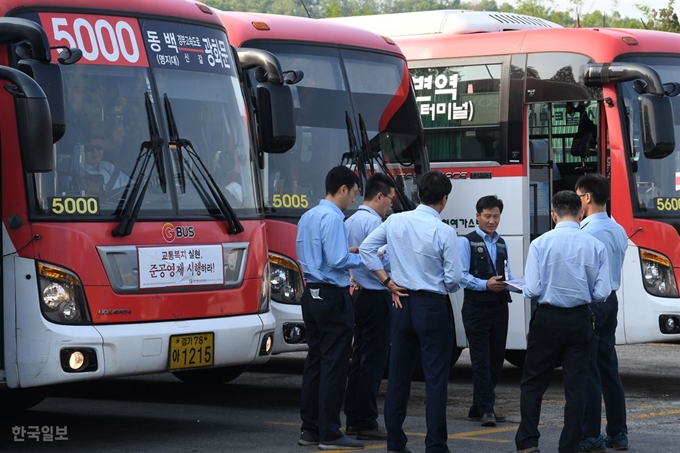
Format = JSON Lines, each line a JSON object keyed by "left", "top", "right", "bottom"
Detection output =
{"left": 619, "top": 56, "right": 680, "bottom": 218}
{"left": 26, "top": 14, "right": 260, "bottom": 219}
{"left": 249, "top": 43, "right": 425, "bottom": 215}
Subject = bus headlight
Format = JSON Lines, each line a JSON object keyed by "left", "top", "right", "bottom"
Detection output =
{"left": 269, "top": 253, "right": 303, "bottom": 304}
{"left": 37, "top": 262, "right": 91, "bottom": 324}
{"left": 640, "top": 249, "right": 678, "bottom": 297}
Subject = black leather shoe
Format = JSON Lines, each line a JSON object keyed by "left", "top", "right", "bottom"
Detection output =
{"left": 357, "top": 425, "right": 388, "bottom": 440}
{"left": 318, "top": 435, "right": 364, "bottom": 450}
{"left": 344, "top": 425, "right": 357, "bottom": 436}
{"left": 481, "top": 412, "right": 497, "bottom": 427}
{"left": 387, "top": 448, "right": 412, "bottom": 453}
{"left": 469, "top": 412, "right": 506, "bottom": 422}
{"left": 298, "top": 431, "right": 319, "bottom": 446}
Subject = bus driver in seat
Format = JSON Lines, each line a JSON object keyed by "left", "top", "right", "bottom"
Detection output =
{"left": 75, "top": 134, "right": 130, "bottom": 197}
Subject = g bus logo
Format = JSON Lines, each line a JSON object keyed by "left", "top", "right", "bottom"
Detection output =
{"left": 162, "top": 223, "right": 195, "bottom": 243}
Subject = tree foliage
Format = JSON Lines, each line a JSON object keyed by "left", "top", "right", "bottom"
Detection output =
{"left": 200, "top": 0, "right": 679, "bottom": 32}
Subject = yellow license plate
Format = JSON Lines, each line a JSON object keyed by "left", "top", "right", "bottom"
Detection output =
{"left": 169, "top": 332, "right": 214, "bottom": 370}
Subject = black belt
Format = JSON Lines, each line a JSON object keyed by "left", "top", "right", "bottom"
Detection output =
{"left": 306, "top": 282, "right": 350, "bottom": 291}
{"left": 408, "top": 290, "right": 448, "bottom": 300}
{"left": 353, "top": 285, "right": 387, "bottom": 292}
{"left": 538, "top": 303, "right": 589, "bottom": 310}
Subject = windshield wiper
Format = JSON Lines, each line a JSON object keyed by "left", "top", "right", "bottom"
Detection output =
{"left": 341, "top": 111, "right": 368, "bottom": 195}
{"left": 163, "top": 94, "right": 244, "bottom": 235}
{"left": 112, "top": 92, "right": 165, "bottom": 237}
{"left": 358, "top": 113, "right": 416, "bottom": 211}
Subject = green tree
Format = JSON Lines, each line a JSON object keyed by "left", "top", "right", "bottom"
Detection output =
{"left": 514, "top": 0, "right": 552, "bottom": 18}
{"left": 639, "top": 0, "right": 680, "bottom": 32}
{"left": 465, "top": 0, "right": 499, "bottom": 11}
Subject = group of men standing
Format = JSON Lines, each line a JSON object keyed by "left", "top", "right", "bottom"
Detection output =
{"left": 295, "top": 166, "right": 629, "bottom": 453}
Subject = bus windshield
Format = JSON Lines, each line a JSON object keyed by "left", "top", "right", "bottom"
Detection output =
{"left": 27, "top": 15, "right": 260, "bottom": 219}
{"left": 250, "top": 43, "right": 426, "bottom": 215}
{"left": 620, "top": 56, "right": 680, "bottom": 218}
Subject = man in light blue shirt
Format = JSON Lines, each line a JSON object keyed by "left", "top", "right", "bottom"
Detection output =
{"left": 343, "top": 173, "right": 397, "bottom": 441}
{"left": 296, "top": 166, "right": 364, "bottom": 451}
{"left": 360, "top": 170, "right": 462, "bottom": 453}
{"left": 515, "top": 190, "right": 610, "bottom": 453}
{"left": 459, "top": 195, "right": 512, "bottom": 427}
{"left": 576, "top": 173, "right": 629, "bottom": 452}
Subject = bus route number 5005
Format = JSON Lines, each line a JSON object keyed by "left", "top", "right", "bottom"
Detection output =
{"left": 272, "top": 193, "right": 309, "bottom": 209}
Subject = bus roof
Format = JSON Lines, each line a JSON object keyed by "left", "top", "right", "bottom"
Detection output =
{"left": 392, "top": 26, "right": 680, "bottom": 64}
{"left": 217, "top": 11, "right": 402, "bottom": 56}
{"left": 0, "top": 0, "right": 221, "bottom": 25}
{"left": 326, "top": 10, "right": 561, "bottom": 37}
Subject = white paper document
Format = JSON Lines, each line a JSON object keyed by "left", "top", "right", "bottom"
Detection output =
{"left": 504, "top": 276, "right": 526, "bottom": 293}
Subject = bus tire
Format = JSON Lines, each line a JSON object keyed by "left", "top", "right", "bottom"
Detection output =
{"left": 172, "top": 365, "right": 248, "bottom": 385}
{"left": 0, "top": 387, "right": 47, "bottom": 411}
{"left": 504, "top": 350, "right": 526, "bottom": 369}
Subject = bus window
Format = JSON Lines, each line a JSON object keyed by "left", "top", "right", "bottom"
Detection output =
{"left": 410, "top": 63, "right": 502, "bottom": 163}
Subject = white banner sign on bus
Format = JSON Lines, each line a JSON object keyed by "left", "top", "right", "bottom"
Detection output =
{"left": 138, "top": 244, "right": 224, "bottom": 289}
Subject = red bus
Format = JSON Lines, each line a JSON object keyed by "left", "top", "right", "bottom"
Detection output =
{"left": 0, "top": 0, "right": 296, "bottom": 407}
{"left": 217, "top": 11, "right": 429, "bottom": 355}
{"left": 331, "top": 10, "right": 680, "bottom": 365}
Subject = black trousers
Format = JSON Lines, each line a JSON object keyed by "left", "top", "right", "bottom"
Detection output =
{"left": 583, "top": 292, "right": 627, "bottom": 438}
{"left": 300, "top": 284, "right": 354, "bottom": 442}
{"left": 385, "top": 291, "right": 453, "bottom": 453}
{"left": 462, "top": 299, "right": 509, "bottom": 417}
{"left": 344, "top": 288, "right": 392, "bottom": 431}
{"left": 515, "top": 304, "right": 594, "bottom": 453}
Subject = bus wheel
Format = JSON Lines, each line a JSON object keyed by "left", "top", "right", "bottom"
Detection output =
{"left": 504, "top": 350, "right": 526, "bottom": 369}
{"left": 0, "top": 388, "right": 47, "bottom": 411}
{"left": 172, "top": 365, "right": 248, "bottom": 385}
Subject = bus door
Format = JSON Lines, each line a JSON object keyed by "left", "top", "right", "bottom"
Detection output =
{"left": 527, "top": 100, "right": 602, "bottom": 239}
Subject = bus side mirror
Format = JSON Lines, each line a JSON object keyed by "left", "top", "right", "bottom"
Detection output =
{"left": 17, "top": 59, "right": 66, "bottom": 143}
{"left": 256, "top": 82, "right": 296, "bottom": 154}
{"left": 0, "top": 66, "right": 54, "bottom": 172}
{"left": 639, "top": 93, "right": 675, "bottom": 159}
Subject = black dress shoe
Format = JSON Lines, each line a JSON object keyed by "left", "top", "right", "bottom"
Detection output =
{"left": 357, "top": 425, "right": 388, "bottom": 440}
{"left": 387, "top": 448, "right": 412, "bottom": 453}
{"left": 298, "top": 430, "right": 319, "bottom": 446}
{"left": 469, "top": 412, "right": 506, "bottom": 423}
{"left": 481, "top": 412, "right": 497, "bottom": 427}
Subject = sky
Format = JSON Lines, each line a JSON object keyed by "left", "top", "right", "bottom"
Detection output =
{"left": 531, "top": 0, "right": 669, "bottom": 18}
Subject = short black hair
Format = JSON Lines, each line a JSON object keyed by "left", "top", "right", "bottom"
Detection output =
{"left": 365, "top": 173, "right": 397, "bottom": 201}
{"left": 551, "top": 190, "right": 582, "bottom": 218}
{"left": 476, "top": 195, "right": 504, "bottom": 214}
{"left": 325, "top": 165, "right": 359, "bottom": 196}
{"left": 575, "top": 173, "right": 609, "bottom": 206}
{"left": 417, "top": 171, "right": 452, "bottom": 205}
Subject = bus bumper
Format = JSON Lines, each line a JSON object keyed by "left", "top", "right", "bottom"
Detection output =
{"left": 270, "top": 300, "right": 308, "bottom": 355}
{"left": 14, "top": 312, "right": 275, "bottom": 389}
